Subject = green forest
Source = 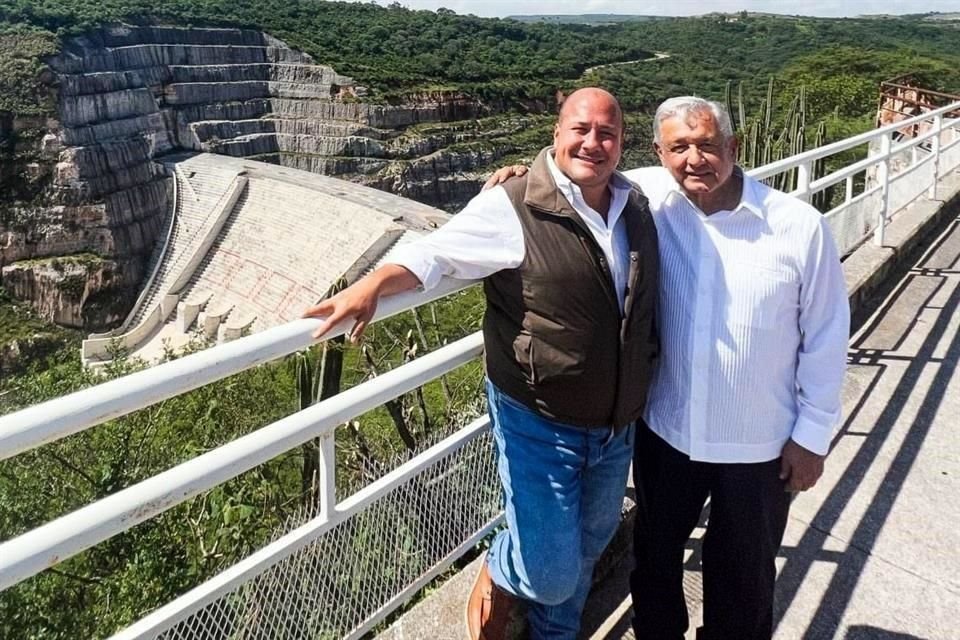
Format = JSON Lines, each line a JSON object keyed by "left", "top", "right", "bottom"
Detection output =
{"left": 2, "top": 2, "right": 960, "bottom": 638}
{"left": 3, "top": 2, "right": 960, "bottom": 170}
{"left": 3, "top": 2, "right": 960, "bottom": 117}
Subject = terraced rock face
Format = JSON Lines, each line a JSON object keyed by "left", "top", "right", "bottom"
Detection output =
{"left": 1, "top": 24, "right": 537, "bottom": 330}
{"left": 49, "top": 24, "right": 510, "bottom": 213}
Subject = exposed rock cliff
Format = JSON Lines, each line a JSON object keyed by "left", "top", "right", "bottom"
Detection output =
{"left": 2, "top": 24, "right": 547, "bottom": 331}
{"left": 2, "top": 255, "right": 135, "bottom": 329}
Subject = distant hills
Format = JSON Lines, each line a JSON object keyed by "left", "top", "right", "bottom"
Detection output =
{"left": 507, "top": 14, "right": 669, "bottom": 24}
{"left": 508, "top": 11, "right": 960, "bottom": 24}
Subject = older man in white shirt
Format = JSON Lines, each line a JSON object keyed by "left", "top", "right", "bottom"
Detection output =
{"left": 624, "top": 97, "right": 848, "bottom": 640}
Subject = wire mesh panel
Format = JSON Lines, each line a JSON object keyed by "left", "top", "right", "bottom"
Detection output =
{"left": 888, "top": 148, "right": 935, "bottom": 214}
{"left": 942, "top": 129, "right": 960, "bottom": 173}
{"left": 155, "top": 430, "right": 501, "bottom": 640}
{"left": 826, "top": 188, "right": 884, "bottom": 257}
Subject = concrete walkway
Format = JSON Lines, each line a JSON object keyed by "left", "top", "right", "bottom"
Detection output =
{"left": 580, "top": 209, "right": 960, "bottom": 640}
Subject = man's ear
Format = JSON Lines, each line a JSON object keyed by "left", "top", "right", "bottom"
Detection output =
{"left": 728, "top": 135, "right": 739, "bottom": 159}
{"left": 653, "top": 141, "right": 664, "bottom": 160}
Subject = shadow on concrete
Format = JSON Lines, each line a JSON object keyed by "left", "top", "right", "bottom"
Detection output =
{"left": 579, "top": 503, "right": 709, "bottom": 639}
{"left": 772, "top": 216, "right": 960, "bottom": 638}
{"left": 844, "top": 626, "right": 931, "bottom": 640}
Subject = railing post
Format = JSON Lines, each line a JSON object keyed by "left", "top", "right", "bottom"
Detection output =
{"left": 796, "top": 161, "right": 812, "bottom": 204}
{"left": 874, "top": 132, "right": 892, "bottom": 246}
{"left": 845, "top": 175, "right": 854, "bottom": 204}
{"left": 318, "top": 431, "right": 337, "bottom": 521}
{"left": 929, "top": 114, "right": 943, "bottom": 200}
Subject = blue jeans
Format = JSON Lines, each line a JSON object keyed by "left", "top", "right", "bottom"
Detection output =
{"left": 485, "top": 380, "right": 634, "bottom": 640}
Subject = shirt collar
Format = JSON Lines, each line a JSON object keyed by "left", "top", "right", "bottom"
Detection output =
{"left": 663, "top": 167, "right": 765, "bottom": 219}
{"left": 737, "top": 171, "right": 766, "bottom": 218}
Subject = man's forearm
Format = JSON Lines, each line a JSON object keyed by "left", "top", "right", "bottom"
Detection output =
{"left": 370, "top": 263, "right": 422, "bottom": 297}
{"left": 303, "top": 263, "right": 423, "bottom": 340}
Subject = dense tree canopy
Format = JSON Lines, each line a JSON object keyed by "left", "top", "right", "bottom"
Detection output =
{"left": 1, "top": 1, "right": 958, "bottom": 112}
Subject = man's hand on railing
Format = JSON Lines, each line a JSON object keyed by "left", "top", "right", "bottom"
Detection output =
{"left": 482, "top": 165, "right": 529, "bottom": 191}
{"left": 303, "top": 264, "right": 421, "bottom": 342}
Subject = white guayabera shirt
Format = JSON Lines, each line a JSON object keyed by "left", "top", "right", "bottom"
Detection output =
{"left": 389, "top": 151, "right": 635, "bottom": 313}
{"left": 624, "top": 166, "right": 849, "bottom": 463}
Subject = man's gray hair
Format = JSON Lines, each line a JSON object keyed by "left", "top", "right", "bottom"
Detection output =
{"left": 653, "top": 96, "right": 734, "bottom": 143}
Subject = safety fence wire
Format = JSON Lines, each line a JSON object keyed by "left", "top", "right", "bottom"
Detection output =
{"left": 157, "top": 427, "right": 501, "bottom": 640}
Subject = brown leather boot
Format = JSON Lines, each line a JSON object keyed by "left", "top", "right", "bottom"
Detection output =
{"left": 464, "top": 559, "right": 523, "bottom": 640}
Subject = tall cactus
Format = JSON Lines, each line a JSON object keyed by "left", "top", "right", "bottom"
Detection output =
{"left": 747, "top": 121, "right": 760, "bottom": 168}
{"left": 811, "top": 121, "right": 830, "bottom": 211}
{"left": 738, "top": 82, "right": 746, "bottom": 138}
{"left": 734, "top": 77, "right": 832, "bottom": 210}
{"left": 725, "top": 81, "right": 737, "bottom": 132}
{"left": 765, "top": 76, "right": 775, "bottom": 133}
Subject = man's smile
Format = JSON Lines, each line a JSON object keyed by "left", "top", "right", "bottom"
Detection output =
{"left": 575, "top": 155, "right": 605, "bottom": 165}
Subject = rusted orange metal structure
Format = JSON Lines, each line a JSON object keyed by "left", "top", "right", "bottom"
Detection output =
{"left": 877, "top": 74, "right": 960, "bottom": 140}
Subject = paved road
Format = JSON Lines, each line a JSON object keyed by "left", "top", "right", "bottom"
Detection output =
{"left": 581, "top": 207, "right": 960, "bottom": 640}
{"left": 582, "top": 52, "right": 671, "bottom": 76}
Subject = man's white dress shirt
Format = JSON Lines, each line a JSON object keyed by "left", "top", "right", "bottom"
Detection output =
{"left": 623, "top": 166, "right": 849, "bottom": 463}
{"left": 389, "top": 151, "right": 635, "bottom": 312}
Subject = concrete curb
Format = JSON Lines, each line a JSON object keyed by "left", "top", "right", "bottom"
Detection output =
{"left": 846, "top": 172, "right": 960, "bottom": 323}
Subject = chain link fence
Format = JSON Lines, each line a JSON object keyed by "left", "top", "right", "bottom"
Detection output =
{"left": 156, "top": 422, "right": 502, "bottom": 640}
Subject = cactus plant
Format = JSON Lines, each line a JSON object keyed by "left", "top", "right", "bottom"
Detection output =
{"left": 734, "top": 78, "right": 832, "bottom": 209}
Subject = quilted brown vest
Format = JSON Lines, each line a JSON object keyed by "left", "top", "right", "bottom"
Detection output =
{"left": 483, "top": 148, "right": 659, "bottom": 428}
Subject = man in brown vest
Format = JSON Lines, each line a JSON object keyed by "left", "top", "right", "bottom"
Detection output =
{"left": 304, "top": 88, "right": 659, "bottom": 640}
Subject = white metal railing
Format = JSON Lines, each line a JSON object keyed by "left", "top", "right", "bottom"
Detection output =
{"left": 3, "top": 101, "right": 960, "bottom": 639}
{"left": 1, "top": 278, "right": 471, "bottom": 462}
{"left": 0, "top": 329, "right": 482, "bottom": 589}
{"left": 116, "top": 416, "right": 496, "bottom": 640}
{"left": 748, "top": 100, "right": 960, "bottom": 254}
{"left": 1, "top": 276, "right": 486, "bottom": 640}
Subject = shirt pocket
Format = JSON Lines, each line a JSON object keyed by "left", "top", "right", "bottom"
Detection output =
{"left": 723, "top": 262, "right": 797, "bottom": 331}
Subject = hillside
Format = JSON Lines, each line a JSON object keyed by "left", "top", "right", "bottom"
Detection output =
{"left": 507, "top": 14, "right": 668, "bottom": 24}
{"left": 0, "top": 1, "right": 650, "bottom": 103}
{"left": 3, "top": 3, "right": 959, "bottom": 111}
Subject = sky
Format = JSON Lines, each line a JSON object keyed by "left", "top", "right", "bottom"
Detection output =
{"left": 347, "top": 0, "right": 960, "bottom": 18}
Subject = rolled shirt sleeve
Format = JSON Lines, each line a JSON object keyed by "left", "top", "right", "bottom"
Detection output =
{"left": 387, "top": 186, "right": 525, "bottom": 291}
{"left": 791, "top": 215, "right": 850, "bottom": 455}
